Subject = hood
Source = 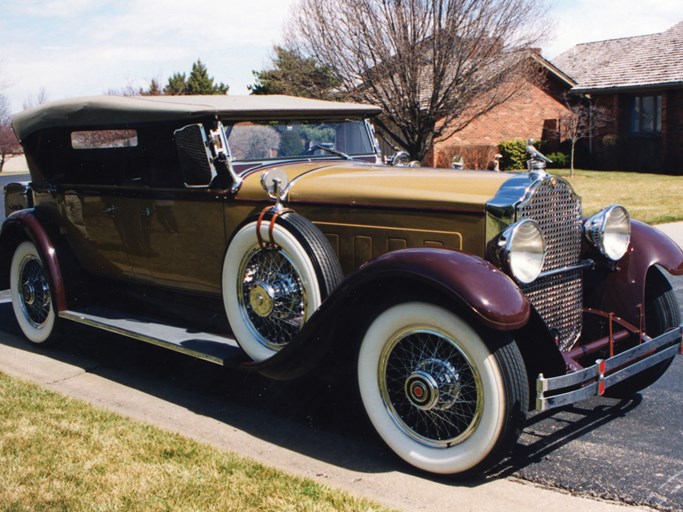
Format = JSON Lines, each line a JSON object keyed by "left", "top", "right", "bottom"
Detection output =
{"left": 237, "top": 161, "right": 514, "bottom": 213}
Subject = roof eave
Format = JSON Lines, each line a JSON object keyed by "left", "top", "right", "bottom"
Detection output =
{"left": 531, "top": 52, "right": 577, "bottom": 88}
{"left": 572, "top": 81, "right": 683, "bottom": 94}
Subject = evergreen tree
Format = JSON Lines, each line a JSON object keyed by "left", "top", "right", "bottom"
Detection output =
{"left": 249, "top": 46, "right": 341, "bottom": 100}
{"left": 186, "top": 60, "right": 229, "bottom": 95}
{"left": 142, "top": 78, "right": 163, "bottom": 96}
{"left": 164, "top": 72, "right": 188, "bottom": 95}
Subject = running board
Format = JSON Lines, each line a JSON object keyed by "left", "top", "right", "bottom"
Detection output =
{"left": 59, "top": 307, "right": 244, "bottom": 366}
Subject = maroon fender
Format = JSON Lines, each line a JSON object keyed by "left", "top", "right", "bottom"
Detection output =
{"left": 587, "top": 220, "right": 683, "bottom": 327}
{"left": 246, "top": 247, "right": 531, "bottom": 379}
{"left": 345, "top": 247, "right": 531, "bottom": 330}
{"left": 0, "top": 210, "right": 68, "bottom": 312}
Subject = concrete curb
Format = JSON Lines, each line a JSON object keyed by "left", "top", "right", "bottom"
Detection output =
{"left": 0, "top": 306, "right": 654, "bottom": 512}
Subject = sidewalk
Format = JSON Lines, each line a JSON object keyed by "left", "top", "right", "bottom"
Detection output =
{"left": 655, "top": 222, "right": 683, "bottom": 248}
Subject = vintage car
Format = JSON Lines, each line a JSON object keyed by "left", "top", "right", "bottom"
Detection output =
{"left": 2, "top": 95, "right": 682, "bottom": 476}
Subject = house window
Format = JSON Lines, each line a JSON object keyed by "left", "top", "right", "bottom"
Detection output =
{"left": 629, "top": 95, "right": 661, "bottom": 134}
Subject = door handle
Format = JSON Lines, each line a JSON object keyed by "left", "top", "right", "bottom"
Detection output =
{"left": 101, "top": 206, "right": 118, "bottom": 217}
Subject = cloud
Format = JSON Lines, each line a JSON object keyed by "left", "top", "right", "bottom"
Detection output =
{"left": 1, "top": 0, "right": 298, "bottom": 112}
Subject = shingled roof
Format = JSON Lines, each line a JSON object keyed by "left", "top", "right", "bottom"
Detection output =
{"left": 552, "top": 20, "right": 683, "bottom": 92}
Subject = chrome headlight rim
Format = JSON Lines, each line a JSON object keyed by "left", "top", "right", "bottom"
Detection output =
{"left": 584, "top": 205, "right": 631, "bottom": 262}
{"left": 494, "top": 219, "right": 546, "bottom": 285}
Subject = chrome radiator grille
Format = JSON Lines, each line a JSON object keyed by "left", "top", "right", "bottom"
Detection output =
{"left": 518, "top": 178, "right": 583, "bottom": 351}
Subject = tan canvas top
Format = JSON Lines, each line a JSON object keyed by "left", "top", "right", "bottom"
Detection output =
{"left": 12, "top": 95, "right": 382, "bottom": 141}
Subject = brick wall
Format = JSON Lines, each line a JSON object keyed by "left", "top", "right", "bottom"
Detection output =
{"left": 429, "top": 76, "right": 572, "bottom": 168}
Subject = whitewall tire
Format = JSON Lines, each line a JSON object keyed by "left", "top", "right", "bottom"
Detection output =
{"left": 357, "top": 302, "right": 528, "bottom": 475}
{"left": 223, "top": 212, "right": 342, "bottom": 361}
{"left": 10, "top": 241, "right": 58, "bottom": 344}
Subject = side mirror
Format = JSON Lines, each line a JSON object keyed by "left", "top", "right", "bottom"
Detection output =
{"left": 174, "top": 124, "right": 216, "bottom": 187}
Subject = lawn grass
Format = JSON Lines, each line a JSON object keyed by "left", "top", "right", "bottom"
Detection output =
{"left": 0, "top": 372, "right": 391, "bottom": 512}
{"left": 551, "top": 169, "right": 683, "bottom": 225}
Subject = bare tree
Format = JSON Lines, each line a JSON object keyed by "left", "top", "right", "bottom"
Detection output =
{"left": 558, "top": 96, "right": 611, "bottom": 176}
{"left": 22, "top": 87, "right": 49, "bottom": 110}
{"left": 0, "top": 93, "right": 22, "bottom": 173}
{"left": 288, "top": 0, "right": 548, "bottom": 160}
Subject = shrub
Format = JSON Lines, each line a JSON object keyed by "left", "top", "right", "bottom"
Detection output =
{"left": 498, "top": 139, "right": 535, "bottom": 171}
{"left": 546, "top": 151, "right": 569, "bottom": 168}
{"left": 435, "top": 144, "right": 499, "bottom": 170}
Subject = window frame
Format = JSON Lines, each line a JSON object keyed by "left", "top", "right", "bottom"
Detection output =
{"left": 629, "top": 94, "right": 662, "bottom": 135}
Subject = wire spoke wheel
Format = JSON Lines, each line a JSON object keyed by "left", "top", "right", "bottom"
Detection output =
{"left": 239, "top": 247, "right": 307, "bottom": 350}
{"left": 358, "top": 302, "right": 528, "bottom": 475}
{"left": 10, "top": 241, "right": 58, "bottom": 345}
{"left": 380, "top": 329, "right": 483, "bottom": 447}
{"left": 224, "top": 212, "right": 342, "bottom": 361}
{"left": 18, "top": 255, "right": 52, "bottom": 328}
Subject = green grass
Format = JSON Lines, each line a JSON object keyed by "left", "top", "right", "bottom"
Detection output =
{"left": 0, "top": 372, "right": 392, "bottom": 512}
{"left": 551, "top": 169, "right": 683, "bottom": 225}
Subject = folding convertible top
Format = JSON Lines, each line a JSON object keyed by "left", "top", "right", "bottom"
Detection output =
{"left": 12, "top": 94, "right": 382, "bottom": 141}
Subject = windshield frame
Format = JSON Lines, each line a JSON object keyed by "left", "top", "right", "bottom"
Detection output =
{"left": 223, "top": 117, "right": 380, "bottom": 169}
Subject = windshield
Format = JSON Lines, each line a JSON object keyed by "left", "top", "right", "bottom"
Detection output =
{"left": 225, "top": 119, "right": 375, "bottom": 162}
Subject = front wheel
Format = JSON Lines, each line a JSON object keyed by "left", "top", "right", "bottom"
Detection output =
{"left": 10, "top": 241, "right": 59, "bottom": 345}
{"left": 357, "top": 302, "right": 528, "bottom": 475}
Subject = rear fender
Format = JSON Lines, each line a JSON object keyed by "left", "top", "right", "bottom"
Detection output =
{"left": 0, "top": 210, "right": 67, "bottom": 311}
{"left": 244, "top": 247, "right": 531, "bottom": 379}
{"left": 586, "top": 220, "right": 683, "bottom": 327}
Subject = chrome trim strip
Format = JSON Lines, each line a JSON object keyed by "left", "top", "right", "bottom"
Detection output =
{"left": 59, "top": 310, "right": 231, "bottom": 366}
{"left": 536, "top": 324, "right": 682, "bottom": 411}
{"left": 537, "top": 259, "right": 594, "bottom": 280}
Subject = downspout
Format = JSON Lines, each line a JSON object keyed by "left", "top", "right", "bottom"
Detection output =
{"left": 587, "top": 93, "right": 593, "bottom": 155}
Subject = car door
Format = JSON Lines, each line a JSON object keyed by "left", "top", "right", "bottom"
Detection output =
{"left": 124, "top": 186, "right": 228, "bottom": 294}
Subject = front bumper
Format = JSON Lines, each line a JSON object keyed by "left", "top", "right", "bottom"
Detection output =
{"left": 536, "top": 324, "right": 683, "bottom": 412}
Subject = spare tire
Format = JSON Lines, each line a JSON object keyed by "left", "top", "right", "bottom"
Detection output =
{"left": 223, "top": 211, "right": 343, "bottom": 361}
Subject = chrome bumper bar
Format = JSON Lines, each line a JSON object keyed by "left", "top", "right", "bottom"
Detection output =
{"left": 536, "top": 324, "right": 683, "bottom": 412}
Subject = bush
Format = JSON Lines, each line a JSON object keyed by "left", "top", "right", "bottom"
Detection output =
{"left": 546, "top": 151, "right": 569, "bottom": 168}
{"left": 435, "top": 144, "right": 499, "bottom": 170}
{"left": 498, "top": 139, "right": 535, "bottom": 171}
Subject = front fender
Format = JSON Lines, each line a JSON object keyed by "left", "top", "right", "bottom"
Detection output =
{"left": 245, "top": 247, "right": 530, "bottom": 379}
{"left": 586, "top": 220, "right": 683, "bottom": 326}
{"left": 0, "top": 210, "right": 68, "bottom": 312}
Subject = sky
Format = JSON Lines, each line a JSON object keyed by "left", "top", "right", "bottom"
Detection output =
{"left": 2, "top": 0, "right": 683, "bottom": 114}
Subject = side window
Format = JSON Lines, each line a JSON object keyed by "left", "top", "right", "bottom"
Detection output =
{"left": 629, "top": 95, "right": 662, "bottom": 135}
{"left": 71, "top": 130, "right": 138, "bottom": 149}
{"left": 65, "top": 129, "right": 140, "bottom": 186}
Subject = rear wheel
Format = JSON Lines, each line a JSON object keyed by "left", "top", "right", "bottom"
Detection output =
{"left": 357, "top": 302, "right": 528, "bottom": 475}
{"left": 10, "top": 241, "right": 59, "bottom": 345}
{"left": 607, "top": 267, "right": 681, "bottom": 397}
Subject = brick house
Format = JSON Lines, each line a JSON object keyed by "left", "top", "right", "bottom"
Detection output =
{"left": 553, "top": 21, "right": 683, "bottom": 173}
{"left": 425, "top": 52, "right": 576, "bottom": 169}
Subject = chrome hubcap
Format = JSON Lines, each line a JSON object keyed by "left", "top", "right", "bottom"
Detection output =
{"left": 405, "top": 358, "right": 461, "bottom": 411}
